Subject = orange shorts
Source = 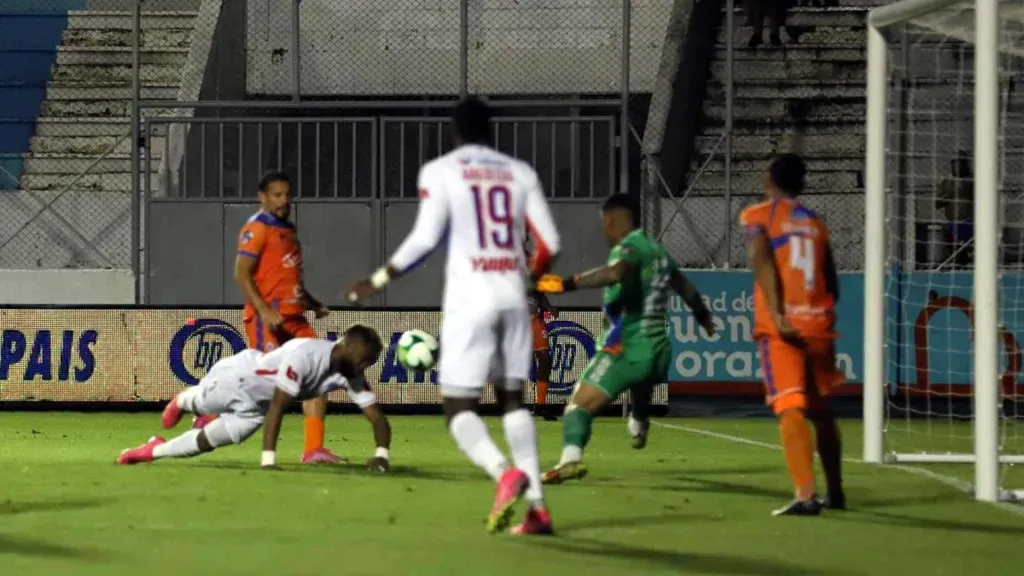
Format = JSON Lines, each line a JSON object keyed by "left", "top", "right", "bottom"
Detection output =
{"left": 531, "top": 315, "right": 549, "bottom": 353}
{"left": 758, "top": 337, "right": 843, "bottom": 415}
{"left": 244, "top": 315, "right": 317, "bottom": 352}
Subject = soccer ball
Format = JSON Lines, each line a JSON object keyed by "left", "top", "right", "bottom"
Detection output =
{"left": 396, "top": 329, "right": 439, "bottom": 371}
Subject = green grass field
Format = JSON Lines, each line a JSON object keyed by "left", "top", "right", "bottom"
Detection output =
{"left": 1, "top": 413, "right": 1022, "bottom": 576}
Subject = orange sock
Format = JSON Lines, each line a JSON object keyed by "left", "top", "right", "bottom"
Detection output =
{"left": 303, "top": 415, "right": 325, "bottom": 455}
{"left": 536, "top": 381, "right": 549, "bottom": 404}
{"left": 778, "top": 408, "right": 816, "bottom": 500}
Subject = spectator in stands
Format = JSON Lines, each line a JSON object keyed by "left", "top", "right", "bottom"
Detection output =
{"left": 935, "top": 151, "right": 974, "bottom": 268}
{"left": 744, "top": 0, "right": 796, "bottom": 48}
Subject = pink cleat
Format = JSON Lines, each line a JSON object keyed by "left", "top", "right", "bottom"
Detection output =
{"left": 116, "top": 436, "right": 165, "bottom": 465}
{"left": 301, "top": 448, "right": 347, "bottom": 464}
{"left": 485, "top": 468, "right": 529, "bottom": 534}
{"left": 191, "top": 415, "right": 216, "bottom": 430}
{"left": 511, "top": 506, "right": 555, "bottom": 535}
{"left": 161, "top": 395, "right": 183, "bottom": 429}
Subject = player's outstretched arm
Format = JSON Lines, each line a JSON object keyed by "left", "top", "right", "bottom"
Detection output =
{"left": 347, "top": 166, "right": 449, "bottom": 303}
{"left": 669, "top": 268, "right": 714, "bottom": 336}
{"left": 261, "top": 387, "right": 293, "bottom": 469}
{"left": 361, "top": 403, "right": 392, "bottom": 473}
{"left": 536, "top": 260, "right": 635, "bottom": 294}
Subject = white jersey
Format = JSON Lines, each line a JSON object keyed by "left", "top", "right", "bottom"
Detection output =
{"left": 226, "top": 338, "right": 376, "bottom": 409}
{"left": 389, "top": 144, "right": 561, "bottom": 312}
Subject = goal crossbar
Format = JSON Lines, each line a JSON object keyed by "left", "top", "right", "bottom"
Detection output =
{"left": 864, "top": 0, "right": 1009, "bottom": 503}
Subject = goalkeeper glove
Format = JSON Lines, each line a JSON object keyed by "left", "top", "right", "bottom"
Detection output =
{"left": 536, "top": 274, "right": 578, "bottom": 294}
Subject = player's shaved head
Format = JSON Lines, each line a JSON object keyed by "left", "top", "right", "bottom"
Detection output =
{"left": 335, "top": 324, "right": 384, "bottom": 374}
{"left": 600, "top": 194, "right": 640, "bottom": 245}
{"left": 768, "top": 154, "right": 806, "bottom": 197}
{"left": 602, "top": 194, "right": 640, "bottom": 226}
{"left": 452, "top": 97, "right": 491, "bottom": 145}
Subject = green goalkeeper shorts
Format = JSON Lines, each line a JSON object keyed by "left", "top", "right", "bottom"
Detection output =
{"left": 577, "top": 341, "right": 671, "bottom": 399}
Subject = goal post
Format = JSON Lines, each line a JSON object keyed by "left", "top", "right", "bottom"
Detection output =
{"left": 864, "top": 0, "right": 1024, "bottom": 502}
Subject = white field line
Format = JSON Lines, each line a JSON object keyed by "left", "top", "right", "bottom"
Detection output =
{"left": 652, "top": 420, "right": 1024, "bottom": 518}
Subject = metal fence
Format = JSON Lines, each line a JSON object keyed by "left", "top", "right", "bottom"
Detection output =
{"left": 1, "top": 0, "right": 652, "bottom": 300}
{"left": 644, "top": 0, "right": 891, "bottom": 273}
{"left": 3, "top": 0, "right": 903, "bottom": 303}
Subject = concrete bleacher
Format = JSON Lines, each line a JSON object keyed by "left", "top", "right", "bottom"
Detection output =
{"left": 22, "top": 10, "right": 197, "bottom": 193}
{"left": 0, "top": 1, "right": 84, "bottom": 190}
{"left": 0, "top": 1, "right": 202, "bottom": 269}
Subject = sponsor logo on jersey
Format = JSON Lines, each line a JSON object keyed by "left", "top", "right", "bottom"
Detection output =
{"left": 240, "top": 230, "right": 254, "bottom": 244}
{"left": 169, "top": 319, "right": 246, "bottom": 386}
{"left": 471, "top": 255, "right": 520, "bottom": 272}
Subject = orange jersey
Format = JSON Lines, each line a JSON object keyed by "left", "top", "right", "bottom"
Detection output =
{"left": 237, "top": 211, "right": 305, "bottom": 320}
{"left": 739, "top": 198, "right": 836, "bottom": 340}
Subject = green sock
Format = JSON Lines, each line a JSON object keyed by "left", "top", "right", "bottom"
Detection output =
{"left": 563, "top": 408, "right": 594, "bottom": 451}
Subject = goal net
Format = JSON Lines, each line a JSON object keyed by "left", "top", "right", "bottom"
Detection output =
{"left": 864, "top": 0, "right": 1024, "bottom": 502}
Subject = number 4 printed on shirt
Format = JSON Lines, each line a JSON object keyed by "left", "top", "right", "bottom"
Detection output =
{"left": 789, "top": 236, "right": 815, "bottom": 290}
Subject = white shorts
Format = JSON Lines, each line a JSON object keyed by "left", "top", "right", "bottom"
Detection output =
{"left": 193, "top": 363, "right": 264, "bottom": 444}
{"left": 438, "top": 306, "right": 532, "bottom": 398}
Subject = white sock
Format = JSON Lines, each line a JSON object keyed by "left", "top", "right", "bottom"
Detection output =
{"left": 449, "top": 411, "right": 508, "bottom": 482}
{"left": 152, "top": 429, "right": 201, "bottom": 459}
{"left": 558, "top": 445, "right": 583, "bottom": 467}
{"left": 176, "top": 387, "right": 203, "bottom": 413}
{"left": 628, "top": 415, "right": 648, "bottom": 437}
{"left": 502, "top": 409, "right": 544, "bottom": 506}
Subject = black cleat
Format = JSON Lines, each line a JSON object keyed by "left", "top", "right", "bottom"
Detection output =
{"left": 772, "top": 498, "right": 822, "bottom": 517}
{"left": 818, "top": 491, "right": 846, "bottom": 510}
{"left": 534, "top": 406, "right": 559, "bottom": 422}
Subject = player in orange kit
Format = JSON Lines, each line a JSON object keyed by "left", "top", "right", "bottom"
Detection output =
{"left": 738, "top": 154, "right": 845, "bottom": 516}
{"left": 525, "top": 235, "right": 559, "bottom": 421}
{"left": 219, "top": 170, "right": 342, "bottom": 464}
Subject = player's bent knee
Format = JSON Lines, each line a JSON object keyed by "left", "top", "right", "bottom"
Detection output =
{"left": 571, "top": 381, "right": 609, "bottom": 413}
{"left": 772, "top": 393, "right": 808, "bottom": 416}
{"left": 203, "top": 416, "right": 255, "bottom": 447}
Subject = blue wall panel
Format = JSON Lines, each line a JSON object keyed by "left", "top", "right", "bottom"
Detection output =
{"left": 0, "top": 1, "right": 86, "bottom": 190}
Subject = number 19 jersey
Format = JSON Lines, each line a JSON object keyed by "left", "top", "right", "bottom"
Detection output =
{"left": 390, "top": 144, "right": 561, "bottom": 312}
{"left": 738, "top": 198, "right": 836, "bottom": 340}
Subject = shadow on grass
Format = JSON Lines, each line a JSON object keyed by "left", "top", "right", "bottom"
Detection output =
{"left": 834, "top": 509, "right": 1024, "bottom": 536}
{"left": 556, "top": 512, "right": 722, "bottom": 535}
{"left": 0, "top": 533, "right": 106, "bottom": 560}
{"left": 190, "top": 461, "right": 477, "bottom": 481}
{"left": 0, "top": 498, "right": 108, "bottom": 516}
{"left": 650, "top": 465, "right": 780, "bottom": 477}
{"left": 517, "top": 535, "right": 848, "bottom": 576}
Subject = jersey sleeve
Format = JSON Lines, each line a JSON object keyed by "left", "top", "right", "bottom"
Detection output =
{"left": 610, "top": 236, "right": 645, "bottom": 268}
{"left": 522, "top": 166, "right": 561, "bottom": 275}
{"left": 738, "top": 206, "right": 767, "bottom": 243}
{"left": 389, "top": 164, "right": 450, "bottom": 274}
{"left": 237, "top": 221, "right": 267, "bottom": 259}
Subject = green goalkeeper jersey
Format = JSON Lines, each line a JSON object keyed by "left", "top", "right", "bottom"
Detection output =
{"left": 600, "top": 229, "right": 675, "bottom": 352}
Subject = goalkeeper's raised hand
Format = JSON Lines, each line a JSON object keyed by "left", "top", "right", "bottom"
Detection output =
{"left": 535, "top": 274, "right": 577, "bottom": 294}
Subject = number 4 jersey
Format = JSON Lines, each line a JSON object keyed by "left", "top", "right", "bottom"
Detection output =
{"left": 388, "top": 144, "right": 561, "bottom": 312}
{"left": 738, "top": 198, "right": 837, "bottom": 341}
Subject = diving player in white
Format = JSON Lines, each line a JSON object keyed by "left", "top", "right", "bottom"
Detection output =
{"left": 116, "top": 325, "right": 392, "bottom": 471}
{"left": 347, "top": 97, "right": 562, "bottom": 535}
